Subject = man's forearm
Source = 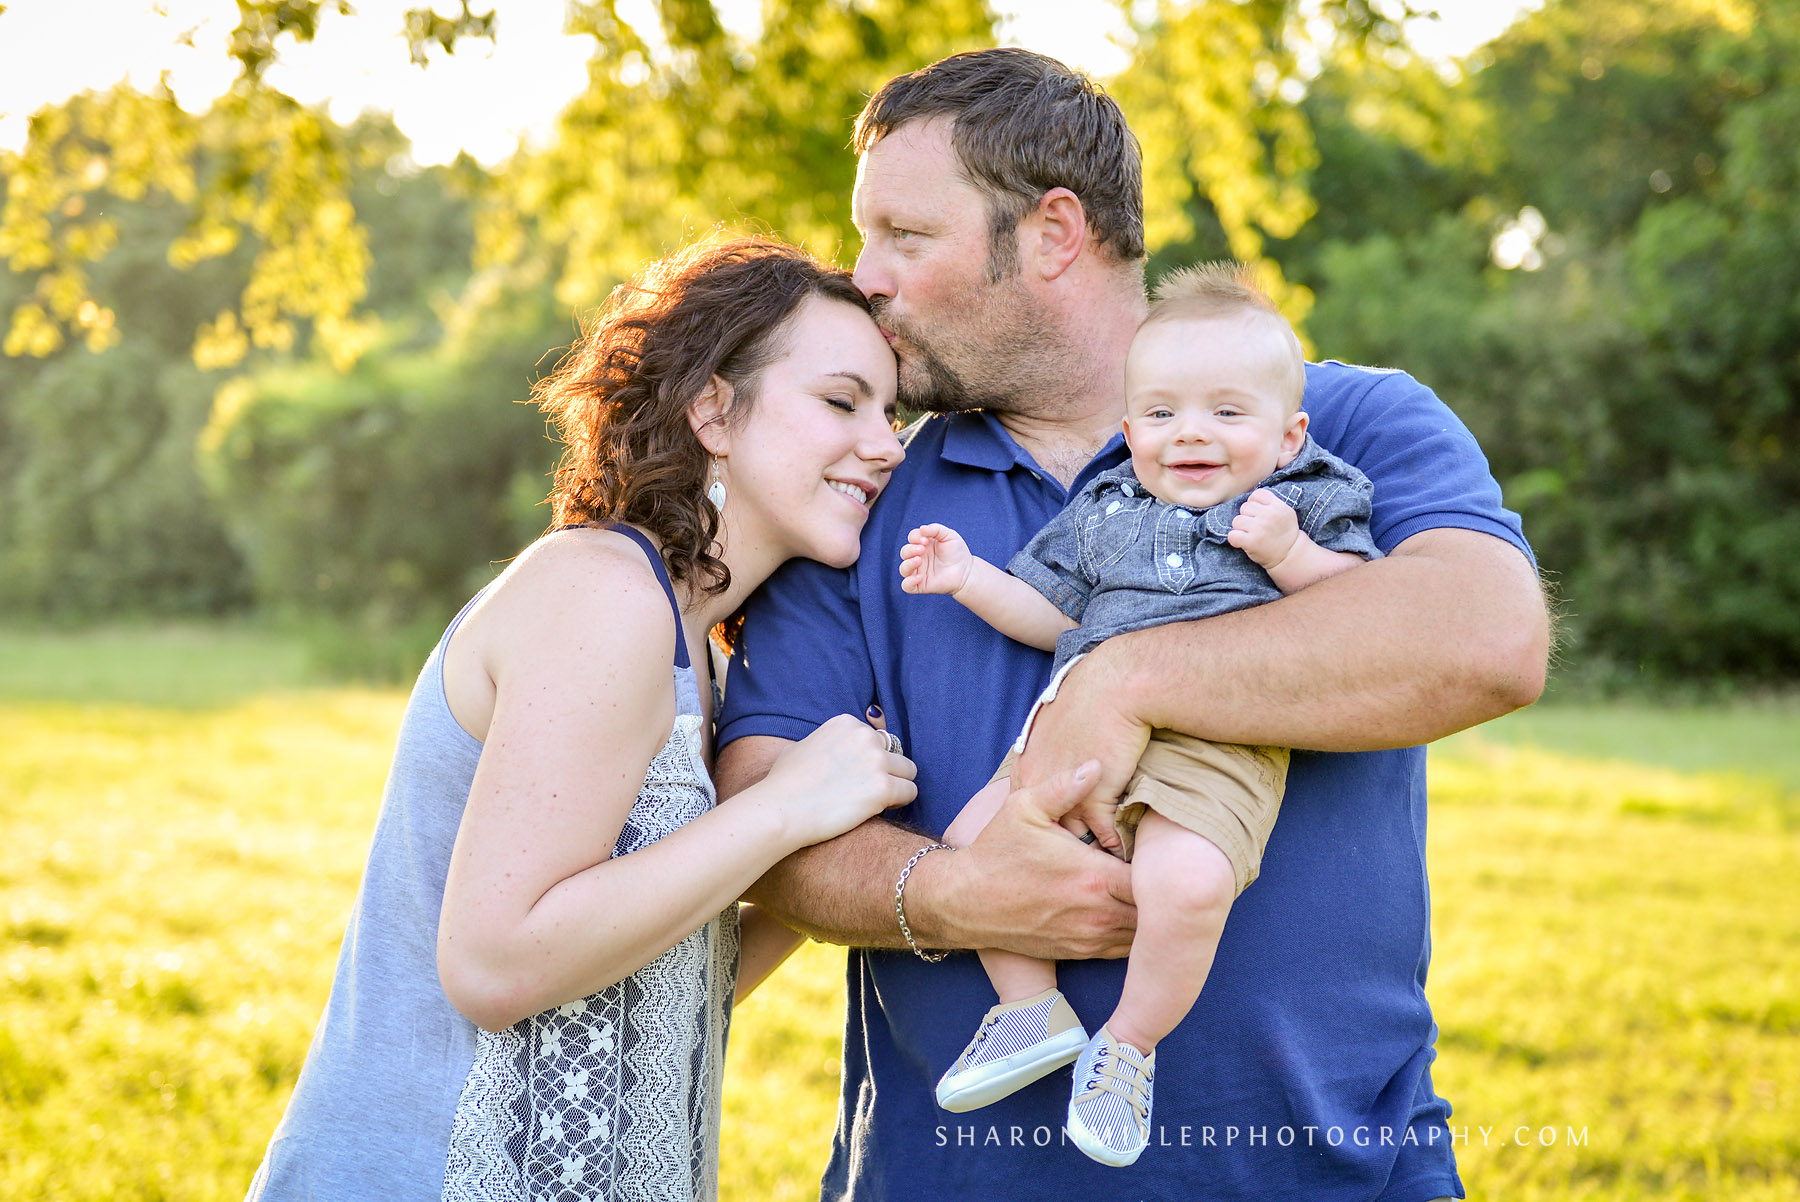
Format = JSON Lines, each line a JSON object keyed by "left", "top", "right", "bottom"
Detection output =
{"left": 715, "top": 735, "right": 940, "bottom": 949}
{"left": 717, "top": 735, "right": 1135, "bottom": 960}
{"left": 1106, "top": 528, "right": 1548, "bottom": 752}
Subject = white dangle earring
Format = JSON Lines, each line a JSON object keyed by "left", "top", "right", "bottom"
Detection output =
{"left": 706, "top": 458, "right": 728, "bottom": 511}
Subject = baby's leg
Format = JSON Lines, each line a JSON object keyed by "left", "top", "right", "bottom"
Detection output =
{"left": 1104, "top": 809, "right": 1236, "bottom": 1055}
{"left": 943, "top": 776, "right": 1057, "bottom": 1003}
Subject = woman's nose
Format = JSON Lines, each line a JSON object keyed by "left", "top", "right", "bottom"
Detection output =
{"left": 863, "top": 420, "right": 905, "bottom": 469}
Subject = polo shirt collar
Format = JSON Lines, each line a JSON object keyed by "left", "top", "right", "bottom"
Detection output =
{"left": 938, "top": 411, "right": 1130, "bottom": 482}
{"left": 939, "top": 411, "right": 1025, "bottom": 472}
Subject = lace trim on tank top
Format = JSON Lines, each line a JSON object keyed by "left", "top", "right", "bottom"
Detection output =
{"left": 441, "top": 711, "right": 738, "bottom": 1202}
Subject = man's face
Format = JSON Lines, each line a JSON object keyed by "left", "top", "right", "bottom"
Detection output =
{"left": 850, "top": 118, "right": 1047, "bottom": 413}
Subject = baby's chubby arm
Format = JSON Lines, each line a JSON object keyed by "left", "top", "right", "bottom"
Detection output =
{"left": 1228, "top": 489, "right": 1368, "bottom": 593}
{"left": 900, "top": 524, "right": 1076, "bottom": 652}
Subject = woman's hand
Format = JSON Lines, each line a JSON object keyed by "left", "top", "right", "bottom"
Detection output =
{"left": 754, "top": 714, "right": 917, "bottom": 848}
{"left": 900, "top": 523, "right": 975, "bottom": 596}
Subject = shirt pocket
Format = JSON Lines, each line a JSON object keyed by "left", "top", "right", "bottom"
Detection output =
{"left": 1079, "top": 491, "right": 1153, "bottom": 578}
{"left": 1153, "top": 506, "right": 1202, "bottom": 593}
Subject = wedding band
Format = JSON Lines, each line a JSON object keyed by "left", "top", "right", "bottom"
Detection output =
{"left": 880, "top": 730, "right": 903, "bottom": 755}
{"left": 1079, "top": 831, "right": 1098, "bottom": 845}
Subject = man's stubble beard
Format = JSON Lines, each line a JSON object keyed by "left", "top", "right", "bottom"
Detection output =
{"left": 872, "top": 283, "right": 1058, "bottom": 417}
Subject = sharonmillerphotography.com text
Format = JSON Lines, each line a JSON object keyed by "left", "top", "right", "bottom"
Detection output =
{"left": 933, "top": 1123, "right": 1590, "bottom": 1151}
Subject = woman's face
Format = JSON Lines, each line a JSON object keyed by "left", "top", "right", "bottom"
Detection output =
{"left": 718, "top": 295, "right": 904, "bottom": 569}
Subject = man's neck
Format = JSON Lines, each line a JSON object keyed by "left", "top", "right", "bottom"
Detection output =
{"left": 997, "top": 281, "right": 1141, "bottom": 487}
{"left": 998, "top": 404, "right": 1122, "bottom": 489}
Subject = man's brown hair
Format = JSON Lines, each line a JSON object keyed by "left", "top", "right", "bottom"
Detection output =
{"left": 853, "top": 48, "right": 1144, "bottom": 279}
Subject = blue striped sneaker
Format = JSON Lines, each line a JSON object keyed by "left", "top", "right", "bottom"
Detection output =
{"left": 934, "top": 988, "right": 1089, "bottom": 1112}
{"left": 1066, "top": 1025, "right": 1155, "bottom": 1167}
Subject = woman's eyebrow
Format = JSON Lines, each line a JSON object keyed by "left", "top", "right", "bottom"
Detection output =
{"left": 822, "top": 370, "right": 875, "bottom": 397}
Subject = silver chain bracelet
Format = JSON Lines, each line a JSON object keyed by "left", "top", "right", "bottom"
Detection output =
{"left": 894, "top": 842, "right": 951, "bottom": 962}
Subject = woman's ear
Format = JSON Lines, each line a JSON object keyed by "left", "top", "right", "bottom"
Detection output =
{"left": 687, "top": 375, "right": 734, "bottom": 454}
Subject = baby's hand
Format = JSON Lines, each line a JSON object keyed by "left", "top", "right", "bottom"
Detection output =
{"left": 1058, "top": 795, "right": 1124, "bottom": 855}
{"left": 899, "top": 523, "right": 974, "bottom": 596}
{"left": 1227, "top": 489, "right": 1299, "bottom": 570}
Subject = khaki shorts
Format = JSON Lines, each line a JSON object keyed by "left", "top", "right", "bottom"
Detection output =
{"left": 991, "top": 732, "right": 1287, "bottom": 898}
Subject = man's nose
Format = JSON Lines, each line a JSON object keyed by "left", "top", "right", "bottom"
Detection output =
{"left": 852, "top": 245, "right": 893, "bottom": 303}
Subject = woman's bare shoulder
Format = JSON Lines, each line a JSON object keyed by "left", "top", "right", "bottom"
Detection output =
{"left": 461, "top": 527, "right": 679, "bottom": 685}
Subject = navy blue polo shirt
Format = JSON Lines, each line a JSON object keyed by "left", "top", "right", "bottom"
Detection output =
{"left": 719, "top": 361, "right": 1532, "bottom": 1202}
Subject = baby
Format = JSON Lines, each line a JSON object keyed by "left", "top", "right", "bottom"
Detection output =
{"left": 899, "top": 263, "right": 1379, "bottom": 1167}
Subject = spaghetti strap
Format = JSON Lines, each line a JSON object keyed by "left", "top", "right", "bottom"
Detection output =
{"left": 590, "top": 523, "right": 691, "bottom": 669}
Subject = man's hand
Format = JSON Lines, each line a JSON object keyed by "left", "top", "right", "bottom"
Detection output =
{"left": 913, "top": 759, "right": 1136, "bottom": 960}
{"left": 899, "top": 523, "right": 975, "bottom": 596}
{"left": 721, "top": 737, "right": 1134, "bottom": 959}
{"left": 1008, "top": 644, "right": 1151, "bottom": 815}
{"left": 1227, "top": 488, "right": 1300, "bottom": 571}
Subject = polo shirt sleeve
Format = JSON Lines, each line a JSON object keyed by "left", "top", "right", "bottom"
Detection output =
{"left": 1004, "top": 502, "right": 1094, "bottom": 624}
{"left": 717, "top": 557, "right": 872, "bottom": 749}
{"left": 1308, "top": 363, "right": 1534, "bottom": 564}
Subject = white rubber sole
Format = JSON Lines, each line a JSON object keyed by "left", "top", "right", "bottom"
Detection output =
{"left": 1065, "top": 1105, "right": 1147, "bottom": 1168}
{"left": 934, "top": 1026, "right": 1091, "bottom": 1113}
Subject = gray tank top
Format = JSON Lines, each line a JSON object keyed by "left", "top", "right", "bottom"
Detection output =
{"left": 247, "top": 527, "right": 739, "bottom": 1202}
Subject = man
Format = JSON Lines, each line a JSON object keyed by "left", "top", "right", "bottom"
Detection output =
{"left": 716, "top": 48, "right": 1547, "bottom": 1202}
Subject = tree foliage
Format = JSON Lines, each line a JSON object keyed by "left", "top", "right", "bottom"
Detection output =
{"left": 1298, "top": 0, "right": 1800, "bottom": 681}
{"left": 6, "top": 0, "right": 1795, "bottom": 683}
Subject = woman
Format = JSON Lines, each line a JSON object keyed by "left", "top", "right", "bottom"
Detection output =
{"left": 247, "top": 238, "right": 915, "bottom": 1201}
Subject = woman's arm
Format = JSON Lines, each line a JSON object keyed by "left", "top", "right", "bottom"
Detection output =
{"left": 733, "top": 904, "right": 807, "bottom": 1002}
{"left": 436, "top": 536, "right": 914, "bottom": 1031}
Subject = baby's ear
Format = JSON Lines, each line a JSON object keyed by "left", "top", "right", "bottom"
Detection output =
{"left": 1275, "top": 408, "right": 1309, "bottom": 468}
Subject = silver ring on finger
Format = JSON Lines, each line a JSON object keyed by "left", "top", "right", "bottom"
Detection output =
{"left": 881, "top": 730, "right": 903, "bottom": 755}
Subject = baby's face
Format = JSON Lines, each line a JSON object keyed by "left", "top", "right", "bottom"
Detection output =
{"left": 1122, "top": 312, "right": 1306, "bottom": 510}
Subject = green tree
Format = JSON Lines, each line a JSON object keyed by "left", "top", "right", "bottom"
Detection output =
{"left": 0, "top": 107, "right": 484, "bottom": 619}
{"left": 487, "top": 0, "right": 996, "bottom": 309}
{"left": 1301, "top": 0, "right": 1800, "bottom": 681}
{"left": 1116, "top": 0, "right": 1422, "bottom": 316}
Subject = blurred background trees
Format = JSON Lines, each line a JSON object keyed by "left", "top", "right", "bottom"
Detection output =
{"left": 2, "top": 0, "right": 1795, "bottom": 686}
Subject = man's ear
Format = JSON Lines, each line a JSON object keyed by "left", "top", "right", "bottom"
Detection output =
{"left": 1028, "top": 187, "right": 1087, "bottom": 281}
{"left": 687, "top": 375, "right": 734, "bottom": 454}
{"left": 1275, "top": 408, "right": 1309, "bottom": 468}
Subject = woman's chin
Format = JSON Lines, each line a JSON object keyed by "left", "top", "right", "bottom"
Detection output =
{"left": 799, "top": 531, "right": 864, "bottom": 570}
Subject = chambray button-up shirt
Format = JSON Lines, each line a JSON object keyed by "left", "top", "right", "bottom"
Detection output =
{"left": 1009, "top": 435, "right": 1381, "bottom": 676}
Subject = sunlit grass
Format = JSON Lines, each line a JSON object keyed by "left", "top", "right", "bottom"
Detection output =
{"left": 1, "top": 627, "right": 1795, "bottom": 1200}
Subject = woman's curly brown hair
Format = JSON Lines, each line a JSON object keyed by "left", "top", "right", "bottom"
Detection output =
{"left": 537, "top": 236, "right": 870, "bottom": 601}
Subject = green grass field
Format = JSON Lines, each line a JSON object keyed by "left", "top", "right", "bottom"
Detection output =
{"left": 2, "top": 625, "right": 1796, "bottom": 1200}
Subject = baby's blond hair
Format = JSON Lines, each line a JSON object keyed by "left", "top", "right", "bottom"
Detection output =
{"left": 1143, "top": 262, "right": 1305, "bottom": 411}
